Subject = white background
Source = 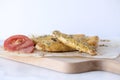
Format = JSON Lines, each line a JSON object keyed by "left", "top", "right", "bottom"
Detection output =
{"left": 0, "top": 0, "right": 120, "bottom": 39}
{"left": 0, "top": 0, "right": 120, "bottom": 80}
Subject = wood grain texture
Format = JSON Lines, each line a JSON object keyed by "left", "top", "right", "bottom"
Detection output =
{"left": 0, "top": 53, "right": 120, "bottom": 74}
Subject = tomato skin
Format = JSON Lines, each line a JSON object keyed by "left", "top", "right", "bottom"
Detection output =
{"left": 4, "top": 35, "right": 34, "bottom": 53}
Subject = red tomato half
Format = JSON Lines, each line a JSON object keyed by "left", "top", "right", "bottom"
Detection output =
{"left": 4, "top": 35, "right": 34, "bottom": 53}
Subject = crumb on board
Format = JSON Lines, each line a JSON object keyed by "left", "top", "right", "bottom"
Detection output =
{"left": 100, "top": 39, "right": 110, "bottom": 42}
{"left": 99, "top": 44, "right": 108, "bottom": 47}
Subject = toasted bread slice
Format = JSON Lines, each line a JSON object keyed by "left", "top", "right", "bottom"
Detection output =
{"left": 32, "top": 33, "right": 99, "bottom": 54}
{"left": 53, "top": 31, "right": 97, "bottom": 55}
{"left": 32, "top": 35, "right": 75, "bottom": 52}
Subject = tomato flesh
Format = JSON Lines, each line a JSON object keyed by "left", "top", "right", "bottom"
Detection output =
{"left": 4, "top": 35, "right": 34, "bottom": 53}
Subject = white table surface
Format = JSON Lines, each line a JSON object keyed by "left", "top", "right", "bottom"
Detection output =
{"left": 0, "top": 41, "right": 120, "bottom": 80}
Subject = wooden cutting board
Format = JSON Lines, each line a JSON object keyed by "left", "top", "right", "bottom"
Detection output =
{"left": 0, "top": 39, "right": 120, "bottom": 74}
{"left": 0, "top": 52, "right": 120, "bottom": 74}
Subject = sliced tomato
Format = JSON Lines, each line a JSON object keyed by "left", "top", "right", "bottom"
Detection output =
{"left": 4, "top": 35, "right": 34, "bottom": 53}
